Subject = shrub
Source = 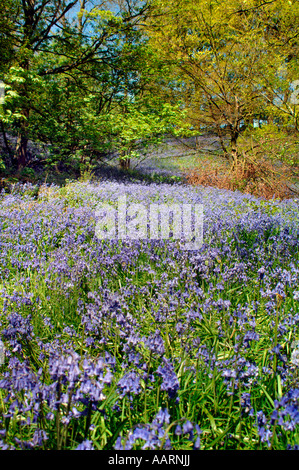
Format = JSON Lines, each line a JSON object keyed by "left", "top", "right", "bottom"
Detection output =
{"left": 185, "top": 155, "right": 297, "bottom": 200}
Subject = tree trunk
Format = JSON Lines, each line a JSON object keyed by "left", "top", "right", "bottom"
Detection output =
{"left": 16, "top": 134, "right": 28, "bottom": 168}
{"left": 0, "top": 121, "right": 14, "bottom": 166}
{"left": 119, "top": 153, "right": 130, "bottom": 170}
{"left": 267, "top": 91, "right": 274, "bottom": 124}
{"left": 15, "top": 0, "right": 35, "bottom": 169}
{"left": 15, "top": 107, "right": 29, "bottom": 169}
{"left": 230, "top": 129, "right": 239, "bottom": 171}
{"left": 78, "top": 0, "right": 86, "bottom": 34}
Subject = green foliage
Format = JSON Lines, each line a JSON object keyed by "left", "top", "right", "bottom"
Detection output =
{"left": 147, "top": 0, "right": 299, "bottom": 166}
{"left": 0, "top": 0, "right": 298, "bottom": 184}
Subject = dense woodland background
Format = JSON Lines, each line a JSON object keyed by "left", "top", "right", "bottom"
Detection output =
{"left": 0, "top": 0, "right": 298, "bottom": 198}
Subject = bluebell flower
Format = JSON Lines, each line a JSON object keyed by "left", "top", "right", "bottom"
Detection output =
{"left": 118, "top": 370, "right": 142, "bottom": 398}
{"left": 75, "top": 440, "right": 94, "bottom": 450}
{"left": 175, "top": 424, "right": 182, "bottom": 435}
{"left": 156, "top": 359, "right": 180, "bottom": 399}
{"left": 294, "top": 291, "right": 299, "bottom": 301}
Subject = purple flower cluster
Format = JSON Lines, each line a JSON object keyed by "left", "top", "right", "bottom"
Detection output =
{"left": 0, "top": 328, "right": 113, "bottom": 449}
{"left": 115, "top": 409, "right": 201, "bottom": 450}
{"left": 272, "top": 389, "right": 299, "bottom": 432}
{"left": 118, "top": 370, "right": 142, "bottom": 399}
{"left": 255, "top": 388, "right": 299, "bottom": 447}
{"left": 0, "top": 180, "right": 298, "bottom": 449}
{"left": 156, "top": 358, "right": 180, "bottom": 399}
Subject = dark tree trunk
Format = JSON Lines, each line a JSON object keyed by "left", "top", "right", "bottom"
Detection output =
{"left": 119, "top": 156, "right": 130, "bottom": 170}
{"left": 230, "top": 128, "right": 240, "bottom": 170}
{"left": 119, "top": 144, "right": 130, "bottom": 170}
{"left": 0, "top": 121, "right": 14, "bottom": 166}
{"left": 15, "top": 0, "right": 35, "bottom": 169}
{"left": 15, "top": 106, "right": 30, "bottom": 169}
{"left": 16, "top": 134, "right": 28, "bottom": 168}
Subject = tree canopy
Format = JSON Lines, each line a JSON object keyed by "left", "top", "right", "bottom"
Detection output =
{"left": 0, "top": 0, "right": 298, "bottom": 173}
